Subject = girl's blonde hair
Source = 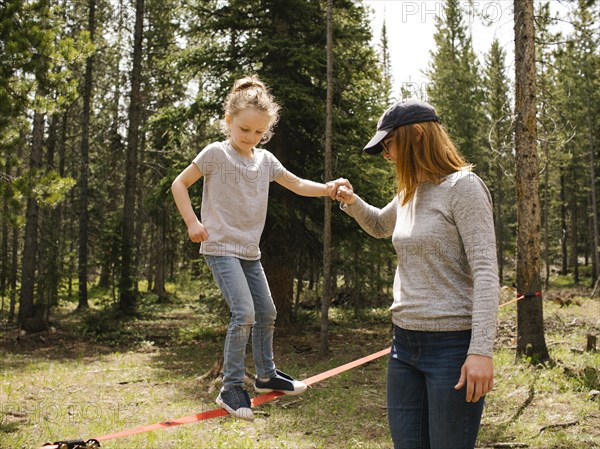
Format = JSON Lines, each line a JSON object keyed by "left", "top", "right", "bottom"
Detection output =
{"left": 392, "top": 121, "right": 471, "bottom": 205}
{"left": 221, "top": 75, "right": 280, "bottom": 143}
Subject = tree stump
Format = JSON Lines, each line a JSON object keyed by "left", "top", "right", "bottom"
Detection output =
{"left": 199, "top": 357, "right": 224, "bottom": 381}
{"left": 198, "top": 357, "right": 255, "bottom": 393}
{"left": 586, "top": 334, "right": 597, "bottom": 352}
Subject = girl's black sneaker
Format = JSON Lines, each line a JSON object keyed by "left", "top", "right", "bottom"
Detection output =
{"left": 216, "top": 386, "right": 255, "bottom": 421}
{"left": 254, "top": 370, "right": 307, "bottom": 395}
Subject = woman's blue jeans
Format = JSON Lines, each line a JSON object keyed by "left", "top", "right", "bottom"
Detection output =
{"left": 387, "top": 326, "right": 485, "bottom": 449}
{"left": 205, "top": 256, "right": 277, "bottom": 388}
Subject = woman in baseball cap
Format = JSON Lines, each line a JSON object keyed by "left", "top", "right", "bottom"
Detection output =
{"left": 333, "top": 99, "right": 499, "bottom": 449}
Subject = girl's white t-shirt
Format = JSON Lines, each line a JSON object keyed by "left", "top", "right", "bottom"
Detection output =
{"left": 192, "top": 141, "right": 286, "bottom": 260}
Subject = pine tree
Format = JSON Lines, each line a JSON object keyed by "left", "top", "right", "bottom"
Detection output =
{"left": 91, "top": 0, "right": 128, "bottom": 293}
{"left": 554, "top": 0, "right": 600, "bottom": 286}
{"left": 426, "top": 0, "right": 485, "bottom": 163}
{"left": 568, "top": 0, "right": 600, "bottom": 284}
{"left": 321, "top": 0, "right": 334, "bottom": 356}
{"left": 119, "top": 0, "right": 145, "bottom": 314}
{"left": 514, "top": 0, "right": 550, "bottom": 363}
{"left": 6, "top": 0, "right": 87, "bottom": 330}
{"left": 77, "top": 0, "right": 97, "bottom": 310}
{"left": 482, "top": 38, "right": 513, "bottom": 283}
{"left": 535, "top": 2, "right": 572, "bottom": 286}
{"left": 143, "top": 0, "right": 188, "bottom": 301}
{"left": 379, "top": 16, "right": 393, "bottom": 102}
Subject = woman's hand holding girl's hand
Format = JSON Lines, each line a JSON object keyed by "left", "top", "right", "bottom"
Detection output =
{"left": 335, "top": 185, "right": 356, "bottom": 204}
{"left": 187, "top": 220, "right": 209, "bottom": 243}
{"left": 326, "top": 178, "right": 356, "bottom": 204}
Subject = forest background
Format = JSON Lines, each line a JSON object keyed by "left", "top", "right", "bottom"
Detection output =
{"left": 2, "top": 0, "right": 599, "bottom": 331}
{"left": 0, "top": 0, "right": 599, "bottom": 447}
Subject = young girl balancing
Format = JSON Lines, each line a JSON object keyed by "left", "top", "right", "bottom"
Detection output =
{"left": 172, "top": 75, "right": 337, "bottom": 421}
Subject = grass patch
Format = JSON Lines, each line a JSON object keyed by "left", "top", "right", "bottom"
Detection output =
{"left": 1, "top": 283, "right": 599, "bottom": 448}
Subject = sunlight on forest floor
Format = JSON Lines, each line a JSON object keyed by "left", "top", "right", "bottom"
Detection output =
{"left": 1, "top": 283, "right": 599, "bottom": 449}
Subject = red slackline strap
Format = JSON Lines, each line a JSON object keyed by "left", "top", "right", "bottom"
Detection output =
{"left": 40, "top": 292, "right": 533, "bottom": 448}
{"left": 39, "top": 348, "right": 391, "bottom": 448}
{"left": 499, "top": 290, "right": 542, "bottom": 308}
{"left": 302, "top": 348, "right": 391, "bottom": 386}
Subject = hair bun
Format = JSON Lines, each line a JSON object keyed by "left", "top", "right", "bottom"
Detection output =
{"left": 233, "top": 76, "right": 265, "bottom": 93}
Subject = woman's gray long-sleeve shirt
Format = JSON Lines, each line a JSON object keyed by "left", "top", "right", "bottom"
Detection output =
{"left": 342, "top": 169, "right": 499, "bottom": 357}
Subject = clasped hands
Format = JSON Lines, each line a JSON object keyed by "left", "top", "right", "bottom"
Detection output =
{"left": 325, "top": 178, "right": 356, "bottom": 205}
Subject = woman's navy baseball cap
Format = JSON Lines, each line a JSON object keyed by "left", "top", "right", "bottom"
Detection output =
{"left": 363, "top": 99, "right": 440, "bottom": 155}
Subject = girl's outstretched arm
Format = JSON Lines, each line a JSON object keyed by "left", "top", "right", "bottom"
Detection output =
{"left": 275, "top": 171, "right": 353, "bottom": 199}
{"left": 274, "top": 170, "right": 328, "bottom": 197}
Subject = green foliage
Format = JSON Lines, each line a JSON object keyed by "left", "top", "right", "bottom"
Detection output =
{"left": 81, "top": 310, "right": 132, "bottom": 345}
{"left": 33, "top": 171, "right": 76, "bottom": 207}
{"left": 0, "top": 0, "right": 598, "bottom": 345}
{"left": 1, "top": 0, "right": 92, "bottom": 115}
{"left": 544, "top": 0, "right": 600, "bottom": 283}
{"left": 10, "top": 168, "right": 75, "bottom": 211}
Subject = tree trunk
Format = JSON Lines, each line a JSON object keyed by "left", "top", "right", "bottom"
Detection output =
{"left": 293, "top": 258, "right": 304, "bottom": 320}
{"left": 543, "top": 138, "right": 550, "bottom": 288}
{"left": 134, "top": 122, "right": 147, "bottom": 296}
{"left": 320, "top": 0, "right": 333, "bottom": 357}
{"left": 153, "top": 209, "right": 167, "bottom": 300}
{"left": 119, "top": 0, "right": 144, "bottom": 314}
{"left": 259, "top": 5, "right": 295, "bottom": 328}
{"left": 584, "top": 81, "right": 599, "bottom": 284}
{"left": 1, "top": 157, "right": 10, "bottom": 312}
{"left": 261, "top": 158, "right": 293, "bottom": 325}
{"left": 42, "top": 115, "right": 62, "bottom": 311}
{"left": 495, "top": 162, "right": 505, "bottom": 282}
{"left": 570, "top": 167, "right": 579, "bottom": 284}
{"left": 260, "top": 199, "right": 293, "bottom": 326}
{"left": 9, "top": 224, "right": 18, "bottom": 322}
{"left": 10, "top": 131, "right": 23, "bottom": 322}
{"left": 78, "top": 0, "right": 96, "bottom": 310}
{"left": 19, "top": 108, "right": 47, "bottom": 332}
{"left": 352, "top": 243, "right": 361, "bottom": 317}
{"left": 262, "top": 215, "right": 294, "bottom": 327}
{"left": 59, "top": 111, "right": 75, "bottom": 303}
{"left": 514, "top": 0, "right": 550, "bottom": 362}
{"left": 560, "top": 169, "right": 568, "bottom": 275}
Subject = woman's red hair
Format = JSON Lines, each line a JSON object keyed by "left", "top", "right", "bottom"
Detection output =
{"left": 391, "top": 121, "right": 471, "bottom": 205}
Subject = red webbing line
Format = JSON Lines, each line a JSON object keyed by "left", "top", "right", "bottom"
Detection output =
{"left": 302, "top": 347, "right": 391, "bottom": 386}
{"left": 39, "top": 348, "right": 390, "bottom": 448}
{"left": 41, "top": 409, "right": 230, "bottom": 447}
{"left": 96, "top": 408, "right": 227, "bottom": 441}
{"left": 499, "top": 290, "right": 542, "bottom": 308}
{"left": 39, "top": 292, "right": 536, "bottom": 448}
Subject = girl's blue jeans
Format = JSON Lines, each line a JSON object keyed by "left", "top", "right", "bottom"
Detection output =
{"left": 387, "top": 326, "right": 485, "bottom": 449}
{"left": 205, "top": 256, "right": 277, "bottom": 389}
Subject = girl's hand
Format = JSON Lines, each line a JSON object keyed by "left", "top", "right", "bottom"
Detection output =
{"left": 454, "top": 354, "right": 494, "bottom": 402}
{"left": 187, "top": 220, "right": 209, "bottom": 243}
